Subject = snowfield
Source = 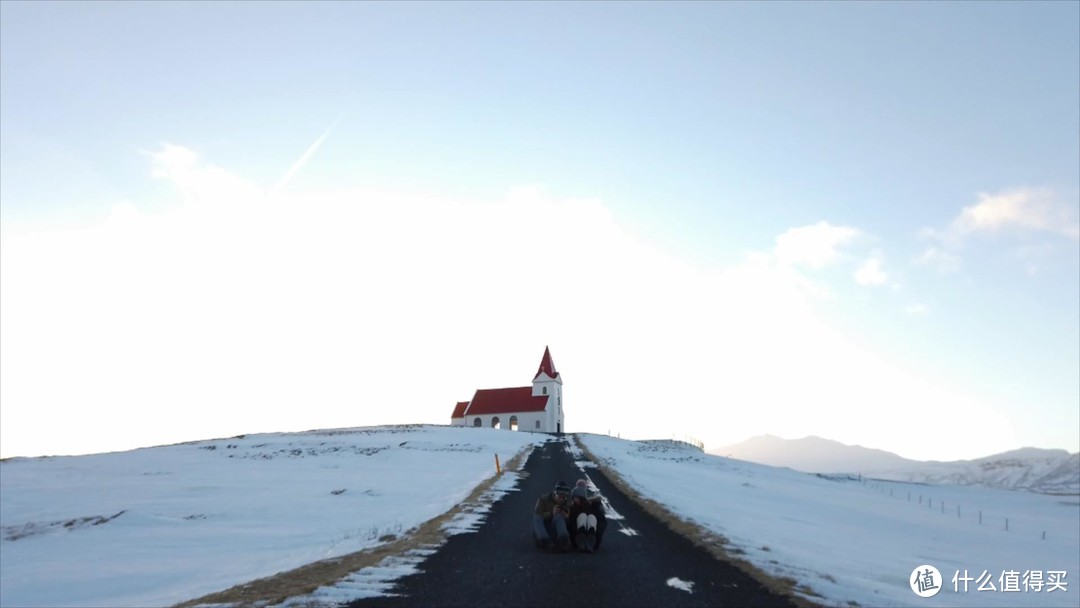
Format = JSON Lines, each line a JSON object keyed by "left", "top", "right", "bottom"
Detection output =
{"left": 1, "top": 425, "right": 1077, "bottom": 608}
{"left": 577, "top": 434, "right": 1080, "bottom": 608}
{"left": 0, "top": 426, "right": 544, "bottom": 607}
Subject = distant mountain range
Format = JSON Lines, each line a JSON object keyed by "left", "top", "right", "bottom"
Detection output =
{"left": 712, "top": 435, "right": 1079, "bottom": 494}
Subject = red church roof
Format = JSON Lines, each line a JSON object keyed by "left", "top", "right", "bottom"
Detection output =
{"left": 450, "top": 401, "right": 469, "bottom": 419}
{"left": 465, "top": 387, "right": 549, "bottom": 416}
{"left": 533, "top": 346, "right": 559, "bottom": 381}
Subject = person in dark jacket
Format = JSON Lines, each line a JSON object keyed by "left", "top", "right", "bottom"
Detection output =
{"left": 533, "top": 481, "right": 571, "bottom": 551}
{"left": 568, "top": 479, "right": 607, "bottom": 552}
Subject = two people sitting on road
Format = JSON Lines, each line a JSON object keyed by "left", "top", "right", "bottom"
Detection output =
{"left": 533, "top": 481, "right": 572, "bottom": 551}
{"left": 534, "top": 479, "right": 607, "bottom": 553}
{"left": 568, "top": 478, "right": 606, "bottom": 553}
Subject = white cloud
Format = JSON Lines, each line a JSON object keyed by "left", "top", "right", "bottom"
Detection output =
{"left": 952, "top": 189, "right": 1079, "bottom": 239}
{"left": 905, "top": 303, "right": 929, "bottom": 315}
{"left": 0, "top": 146, "right": 1018, "bottom": 460}
{"left": 0, "top": 146, "right": 694, "bottom": 455}
{"left": 773, "top": 221, "right": 862, "bottom": 269}
{"left": 770, "top": 221, "right": 892, "bottom": 291}
{"left": 917, "top": 188, "right": 1079, "bottom": 273}
{"left": 853, "top": 256, "right": 888, "bottom": 287}
{"left": 913, "top": 245, "right": 963, "bottom": 274}
{"left": 144, "top": 143, "right": 260, "bottom": 204}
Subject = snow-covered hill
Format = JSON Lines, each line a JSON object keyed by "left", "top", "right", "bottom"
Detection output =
{"left": 2, "top": 426, "right": 1077, "bottom": 608}
{"left": 874, "top": 450, "right": 1080, "bottom": 495}
{"left": 0, "top": 426, "right": 544, "bottom": 607}
{"left": 714, "top": 435, "right": 1080, "bottom": 494}
{"left": 711, "top": 434, "right": 915, "bottom": 472}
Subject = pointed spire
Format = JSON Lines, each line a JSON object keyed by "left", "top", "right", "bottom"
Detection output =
{"left": 534, "top": 346, "right": 559, "bottom": 380}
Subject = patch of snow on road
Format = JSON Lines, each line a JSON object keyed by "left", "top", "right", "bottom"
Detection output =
{"left": 667, "top": 577, "right": 695, "bottom": 593}
{"left": 280, "top": 550, "right": 430, "bottom": 606}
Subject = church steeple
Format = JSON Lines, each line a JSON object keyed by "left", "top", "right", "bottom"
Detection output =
{"left": 534, "top": 346, "right": 559, "bottom": 380}
{"left": 531, "top": 346, "right": 564, "bottom": 434}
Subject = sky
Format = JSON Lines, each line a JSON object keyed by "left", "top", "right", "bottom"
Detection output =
{"left": 1, "top": 2, "right": 1078, "bottom": 460}
{"left": 1, "top": 426, "right": 1077, "bottom": 607}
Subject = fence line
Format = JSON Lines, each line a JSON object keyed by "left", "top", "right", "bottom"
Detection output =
{"left": 861, "top": 479, "right": 1053, "bottom": 541}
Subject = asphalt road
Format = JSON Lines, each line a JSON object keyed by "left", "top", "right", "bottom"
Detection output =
{"left": 348, "top": 437, "right": 797, "bottom": 608}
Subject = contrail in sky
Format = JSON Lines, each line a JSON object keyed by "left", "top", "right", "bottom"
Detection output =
{"left": 271, "top": 113, "right": 343, "bottom": 196}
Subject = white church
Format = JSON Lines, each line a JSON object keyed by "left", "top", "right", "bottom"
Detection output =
{"left": 451, "top": 346, "right": 565, "bottom": 434}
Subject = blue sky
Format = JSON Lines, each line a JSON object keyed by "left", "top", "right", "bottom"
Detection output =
{"left": 1, "top": 2, "right": 1077, "bottom": 460}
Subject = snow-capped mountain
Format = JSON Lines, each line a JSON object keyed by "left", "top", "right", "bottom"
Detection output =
{"left": 879, "top": 449, "right": 1080, "bottom": 495}
{"left": 712, "top": 435, "right": 1079, "bottom": 494}
{"left": 710, "top": 434, "right": 916, "bottom": 473}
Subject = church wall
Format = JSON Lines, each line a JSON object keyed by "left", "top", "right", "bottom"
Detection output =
{"left": 463, "top": 411, "right": 547, "bottom": 432}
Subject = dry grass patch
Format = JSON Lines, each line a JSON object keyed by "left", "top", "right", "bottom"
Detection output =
{"left": 575, "top": 438, "right": 827, "bottom": 608}
{"left": 174, "top": 445, "right": 535, "bottom": 608}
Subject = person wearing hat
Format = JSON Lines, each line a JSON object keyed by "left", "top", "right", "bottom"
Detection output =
{"left": 568, "top": 479, "right": 606, "bottom": 552}
{"left": 533, "top": 481, "right": 572, "bottom": 551}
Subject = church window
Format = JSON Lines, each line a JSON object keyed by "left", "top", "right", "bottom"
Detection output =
{"left": 473, "top": 418, "right": 481, "bottom": 427}
{"left": 510, "top": 416, "right": 519, "bottom": 431}
{"left": 542, "top": 386, "right": 548, "bottom": 395}
{"left": 535, "top": 420, "right": 541, "bottom": 429}
{"left": 491, "top": 416, "right": 501, "bottom": 429}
